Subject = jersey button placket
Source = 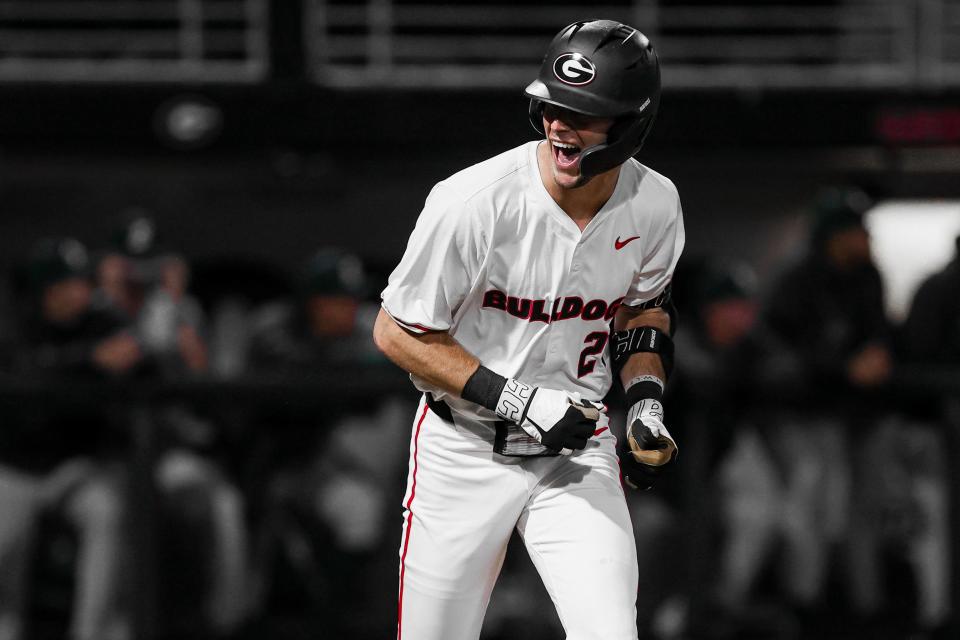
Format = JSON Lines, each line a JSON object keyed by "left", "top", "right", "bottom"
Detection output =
{"left": 546, "top": 247, "right": 583, "bottom": 368}
{"left": 542, "top": 239, "right": 578, "bottom": 368}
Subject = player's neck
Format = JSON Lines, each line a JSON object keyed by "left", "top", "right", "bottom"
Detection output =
{"left": 538, "top": 142, "right": 620, "bottom": 231}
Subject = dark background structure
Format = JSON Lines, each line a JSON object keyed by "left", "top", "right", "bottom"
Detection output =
{"left": 2, "top": 1, "right": 960, "bottom": 639}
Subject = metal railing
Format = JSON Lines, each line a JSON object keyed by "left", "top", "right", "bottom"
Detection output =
{"left": 0, "top": 0, "right": 956, "bottom": 88}
{"left": 304, "top": 0, "right": 956, "bottom": 90}
{"left": 919, "top": 0, "right": 960, "bottom": 84}
{"left": 0, "top": 0, "right": 269, "bottom": 83}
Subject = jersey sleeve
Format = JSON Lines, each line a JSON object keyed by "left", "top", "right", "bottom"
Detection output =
{"left": 381, "top": 184, "right": 485, "bottom": 334}
{"left": 623, "top": 189, "right": 685, "bottom": 308}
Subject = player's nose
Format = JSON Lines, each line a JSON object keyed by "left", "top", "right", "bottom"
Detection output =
{"left": 547, "top": 116, "right": 572, "bottom": 133}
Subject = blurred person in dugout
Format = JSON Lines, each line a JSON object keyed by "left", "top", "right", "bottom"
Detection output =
{"left": 669, "top": 261, "right": 803, "bottom": 635}
{"left": 881, "top": 234, "right": 960, "bottom": 633}
{"left": 672, "top": 260, "right": 768, "bottom": 469}
{"left": 693, "top": 263, "right": 837, "bottom": 632}
{"left": 94, "top": 211, "right": 206, "bottom": 368}
{"left": 902, "top": 233, "right": 960, "bottom": 364}
{"left": 1, "top": 238, "right": 134, "bottom": 640}
{"left": 242, "top": 248, "right": 409, "bottom": 635}
{"left": 247, "top": 247, "right": 384, "bottom": 368}
{"left": 751, "top": 188, "right": 896, "bottom": 621}
{"left": 93, "top": 212, "right": 250, "bottom": 635}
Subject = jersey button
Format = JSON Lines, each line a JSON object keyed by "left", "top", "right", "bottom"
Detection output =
{"left": 571, "top": 262, "right": 581, "bottom": 271}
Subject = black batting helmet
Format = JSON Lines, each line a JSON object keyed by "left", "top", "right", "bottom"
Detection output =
{"left": 524, "top": 20, "right": 661, "bottom": 177}
{"left": 809, "top": 186, "right": 872, "bottom": 251}
{"left": 299, "top": 248, "right": 367, "bottom": 298}
{"left": 26, "top": 237, "right": 91, "bottom": 291}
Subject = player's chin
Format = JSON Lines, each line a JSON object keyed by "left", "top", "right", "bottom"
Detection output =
{"left": 553, "top": 168, "right": 589, "bottom": 190}
{"left": 551, "top": 159, "right": 581, "bottom": 184}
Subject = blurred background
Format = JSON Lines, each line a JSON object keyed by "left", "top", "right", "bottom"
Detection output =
{"left": 1, "top": 1, "right": 959, "bottom": 639}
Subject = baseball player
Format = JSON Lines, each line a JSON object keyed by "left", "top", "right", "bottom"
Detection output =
{"left": 373, "top": 20, "right": 684, "bottom": 640}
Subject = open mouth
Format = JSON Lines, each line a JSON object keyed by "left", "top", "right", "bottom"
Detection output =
{"left": 551, "top": 141, "right": 581, "bottom": 171}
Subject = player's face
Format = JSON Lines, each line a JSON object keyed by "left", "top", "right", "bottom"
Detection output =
{"left": 43, "top": 276, "right": 92, "bottom": 324}
{"left": 827, "top": 226, "right": 872, "bottom": 268}
{"left": 306, "top": 294, "right": 358, "bottom": 337}
{"left": 542, "top": 104, "right": 615, "bottom": 189}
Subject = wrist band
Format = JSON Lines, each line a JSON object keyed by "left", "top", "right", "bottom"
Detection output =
{"left": 625, "top": 374, "right": 664, "bottom": 408}
{"left": 626, "top": 374, "right": 664, "bottom": 393}
{"left": 462, "top": 364, "right": 508, "bottom": 411}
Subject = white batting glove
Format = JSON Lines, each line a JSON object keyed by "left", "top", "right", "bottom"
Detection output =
{"left": 495, "top": 380, "right": 603, "bottom": 454}
{"left": 626, "top": 399, "right": 678, "bottom": 467}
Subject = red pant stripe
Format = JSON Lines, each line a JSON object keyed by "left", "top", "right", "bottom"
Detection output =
{"left": 397, "top": 402, "right": 430, "bottom": 639}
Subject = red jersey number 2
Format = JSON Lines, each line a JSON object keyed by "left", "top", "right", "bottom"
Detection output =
{"left": 577, "top": 331, "right": 609, "bottom": 378}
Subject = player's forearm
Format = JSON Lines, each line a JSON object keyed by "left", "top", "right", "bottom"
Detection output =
{"left": 614, "top": 306, "right": 671, "bottom": 387}
{"left": 619, "top": 352, "right": 666, "bottom": 387}
{"left": 373, "top": 308, "right": 480, "bottom": 395}
{"left": 612, "top": 306, "right": 677, "bottom": 484}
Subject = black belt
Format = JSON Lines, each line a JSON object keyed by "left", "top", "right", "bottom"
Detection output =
{"left": 423, "top": 393, "right": 558, "bottom": 458}
{"left": 425, "top": 392, "right": 454, "bottom": 422}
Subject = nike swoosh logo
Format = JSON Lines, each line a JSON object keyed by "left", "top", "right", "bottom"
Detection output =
{"left": 593, "top": 427, "right": 609, "bottom": 436}
{"left": 614, "top": 235, "right": 641, "bottom": 250}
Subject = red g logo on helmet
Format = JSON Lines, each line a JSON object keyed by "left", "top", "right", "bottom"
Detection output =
{"left": 553, "top": 53, "right": 596, "bottom": 86}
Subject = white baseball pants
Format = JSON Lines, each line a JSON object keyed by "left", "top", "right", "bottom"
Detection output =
{"left": 396, "top": 396, "right": 639, "bottom": 640}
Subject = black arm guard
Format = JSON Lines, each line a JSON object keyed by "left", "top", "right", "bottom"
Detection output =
{"left": 610, "top": 326, "right": 675, "bottom": 378}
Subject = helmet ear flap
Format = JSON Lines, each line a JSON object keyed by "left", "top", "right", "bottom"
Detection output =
{"left": 528, "top": 100, "right": 546, "bottom": 135}
{"left": 580, "top": 109, "right": 657, "bottom": 177}
{"left": 577, "top": 115, "right": 633, "bottom": 176}
{"left": 606, "top": 114, "right": 634, "bottom": 146}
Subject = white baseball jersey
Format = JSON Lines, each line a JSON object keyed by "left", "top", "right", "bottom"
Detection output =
{"left": 382, "top": 140, "right": 684, "bottom": 428}
{"left": 387, "top": 140, "right": 685, "bottom": 640}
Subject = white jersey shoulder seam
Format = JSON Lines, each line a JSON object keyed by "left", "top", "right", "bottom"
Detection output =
{"left": 625, "top": 157, "right": 678, "bottom": 196}
{"left": 435, "top": 143, "right": 532, "bottom": 205}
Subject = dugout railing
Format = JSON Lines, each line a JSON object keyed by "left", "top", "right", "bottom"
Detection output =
{"left": 0, "top": 0, "right": 269, "bottom": 82}
{"left": 304, "top": 0, "right": 960, "bottom": 89}
{"left": 1, "top": 0, "right": 960, "bottom": 89}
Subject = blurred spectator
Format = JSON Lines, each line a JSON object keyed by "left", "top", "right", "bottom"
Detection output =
{"left": 144, "top": 273, "right": 245, "bottom": 635}
{"left": 137, "top": 254, "right": 208, "bottom": 375}
{"left": 761, "top": 188, "right": 895, "bottom": 624}
{"left": 248, "top": 248, "right": 382, "bottom": 369}
{"left": 673, "top": 261, "right": 765, "bottom": 405}
{"left": 849, "top": 413, "right": 950, "bottom": 633}
{"left": 1, "top": 237, "right": 132, "bottom": 640}
{"left": 239, "top": 248, "right": 410, "bottom": 637}
{"left": 768, "top": 188, "right": 893, "bottom": 393}
{"left": 884, "top": 234, "right": 960, "bottom": 632}
{"left": 669, "top": 260, "right": 804, "bottom": 638}
{"left": 901, "top": 234, "right": 960, "bottom": 366}
{"left": 93, "top": 213, "right": 249, "bottom": 636}
{"left": 92, "top": 210, "right": 158, "bottom": 322}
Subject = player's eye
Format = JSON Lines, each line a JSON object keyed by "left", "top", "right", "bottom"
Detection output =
{"left": 544, "top": 105, "right": 603, "bottom": 130}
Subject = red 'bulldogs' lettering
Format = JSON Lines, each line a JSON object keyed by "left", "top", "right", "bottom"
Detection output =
{"left": 558, "top": 297, "right": 584, "bottom": 321}
{"left": 506, "top": 296, "right": 532, "bottom": 319}
{"left": 530, "top": 300, "right": 551, "bottom": 323}
{"left": 582, "top": 299, "right": 607, "bottom": 321}
{"left": 482, "top": 290, "right": 507, "bottom": 310}
{"left": 481, "top": 289, "right": 622, "bottom": 324}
